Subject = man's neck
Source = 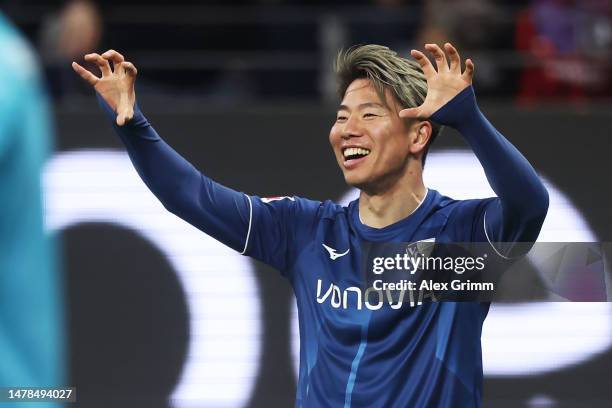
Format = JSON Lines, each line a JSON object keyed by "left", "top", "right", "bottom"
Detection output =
{"left": 358, "top": 167, "right": 427, "bottom": 229}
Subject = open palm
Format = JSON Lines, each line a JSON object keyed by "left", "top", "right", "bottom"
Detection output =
{"left": 399, "top": 43, "right": 474, "bottom": 120}
{"left": 72, "top": 50, "right": 137, "bottom": 126}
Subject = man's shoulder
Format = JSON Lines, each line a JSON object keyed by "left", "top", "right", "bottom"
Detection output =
{"left": 428, "top": 190, "right": 498, "bottom": 241}
{"left": 430, "top": 190, "right": 495, "bottom": 217}
{"left": 253, "top": 195, "right": 344, "bottom": 220}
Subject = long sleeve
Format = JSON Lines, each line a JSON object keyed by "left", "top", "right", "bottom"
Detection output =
{"left": 97, "top": 96, "right": 321, "bottom": 270}
{"left": 431, "top": 86, "right": 549, "bottom": 255}
{"left": 97, "top": 94, "right": 253, "bottom": 254}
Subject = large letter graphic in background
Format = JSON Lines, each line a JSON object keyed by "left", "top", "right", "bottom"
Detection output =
{"left": 44, "top": 151, "right": 261, "bottom": 407}
{"left": 292, "top": 150, "right": 612, "bottom": 378}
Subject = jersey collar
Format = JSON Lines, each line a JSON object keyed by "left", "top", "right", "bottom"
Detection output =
{"left": 349, "top": 188, "right": 438, "bottom": 242}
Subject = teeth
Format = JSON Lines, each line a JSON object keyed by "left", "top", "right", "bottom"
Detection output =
{"left": 343, "top": 147, "right": 371, "bottom": 158}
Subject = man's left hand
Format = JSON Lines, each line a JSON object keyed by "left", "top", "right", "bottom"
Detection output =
{"left": 399, "top": 43, "right": 474, "bottom": 120}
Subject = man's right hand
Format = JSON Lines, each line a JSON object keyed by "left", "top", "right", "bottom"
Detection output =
{"left": 72, "top": 50, "right": 137, "bottom": 126}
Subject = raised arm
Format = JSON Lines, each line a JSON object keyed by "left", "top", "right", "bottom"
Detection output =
{"left": 72, "top": 50, "right": 319, "bottom": 270}
{"left": 400, "top": 43, "right": 549, "bottom": 255}
{"left": 72, "top": 50, "right": 253, "bottom": 253}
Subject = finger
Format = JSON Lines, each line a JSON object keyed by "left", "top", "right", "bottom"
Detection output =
{"left": 425, "top": 43, "right": 449, "bottom": 73}
{"left": 101, "top": 49, "right": 125, "bottom": 71}
{"left": 121, "top": 61, "right": 138, "bottom": 77}
{"left": 71, "top": 61, "right": 99, "bottom": 86}
{"left": 410, "top": 49, "right": 436, "bottom": 78}
{"left": 444, "top": 43, "right": 461, "bottom": 74}
{"left": 462, "top": 58, "right": 475, "bottom": 83}
{"left": 84, "top": 53, "right": 112, "bottom": 76}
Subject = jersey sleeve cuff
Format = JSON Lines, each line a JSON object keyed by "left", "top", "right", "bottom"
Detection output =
{"left": 430, "top": 86, "right": 479, "bottom": 129}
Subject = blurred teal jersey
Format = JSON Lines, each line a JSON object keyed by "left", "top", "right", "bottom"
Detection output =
{"left": 0, "top": 11, "right": 65, "bottom": 403}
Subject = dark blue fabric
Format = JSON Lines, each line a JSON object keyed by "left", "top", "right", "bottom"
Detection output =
{"left": 431, "top": 86, "right": 549, "bottom": 256}
{"left": 287, "top": 191, "right": 493, "bottom": 408}
{"left": 97, "top": 93, "right": 252, "bottom": 254}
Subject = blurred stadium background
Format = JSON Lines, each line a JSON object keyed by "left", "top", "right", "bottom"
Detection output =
{"left": 2, "top": 0, "right": 612, "bottom": 407}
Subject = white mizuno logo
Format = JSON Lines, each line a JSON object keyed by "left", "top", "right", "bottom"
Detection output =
{"left": 322, "top": 243, "right": 350, "bottom": 260}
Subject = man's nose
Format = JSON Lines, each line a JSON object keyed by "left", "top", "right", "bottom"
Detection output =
{"left": 342, "top": 116, "right": 363, "bottom": 139}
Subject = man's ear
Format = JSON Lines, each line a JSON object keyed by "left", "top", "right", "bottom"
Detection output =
{"left": 409, "top": 121, "right": 432, "bottom": 155}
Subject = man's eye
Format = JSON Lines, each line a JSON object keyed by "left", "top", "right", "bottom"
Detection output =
{"left": 336, "top": 116, "right": 347, "bottom": 121}
{"left": 363, "top": 113, "right": 377, "bottom": 118}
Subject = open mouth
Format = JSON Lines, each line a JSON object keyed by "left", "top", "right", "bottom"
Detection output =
{"left": 342, "top": 147, "right": 371, "bottom": 162}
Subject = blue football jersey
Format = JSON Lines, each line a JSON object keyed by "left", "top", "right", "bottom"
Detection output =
{"left": 245, "top": 190, "right": 494, "bottom": 407}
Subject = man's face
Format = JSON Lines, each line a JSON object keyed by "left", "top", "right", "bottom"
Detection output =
{"left": 329, "top": 78, "right": 417, "bottom": 192}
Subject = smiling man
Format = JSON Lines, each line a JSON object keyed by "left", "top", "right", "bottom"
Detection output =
{"left": 73, "top": 42, "right": 548, "bottom": 407}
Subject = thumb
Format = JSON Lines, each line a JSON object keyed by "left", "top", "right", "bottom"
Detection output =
{"left": 116, "top": 112, "right": 126, "bottom": 126}
{"left": 115, "top": 90, "right": 134, "bottom": 126}
{"left": 398, "top": 107, "right": 421, "bottom": 119}
{"left": 116, "top": 107, "right": 134, "bottom": 126}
